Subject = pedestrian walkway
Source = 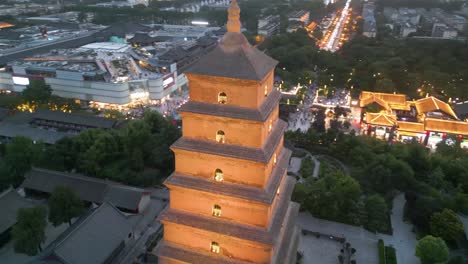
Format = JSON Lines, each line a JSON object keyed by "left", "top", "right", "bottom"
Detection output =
{"left": 297, "top": 193, "right": 420, "bottom": 264}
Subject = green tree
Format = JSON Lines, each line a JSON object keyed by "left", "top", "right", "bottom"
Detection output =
{"left": 2, "top": 136, "right": 43, "bottom": 186}
{"left": 415, "top": 235, "right": 449, "bottom": 264}
{"left": 48, "top": 186, "right": 85, "bottom": 226}
{"left": 305, "top": 171, "right": 362, "bottom": 222}
{"left": 365, "top": 194, "right": 389, "bottom": 232}
{"left": 12, "top": 206, "right": 47, "bottom": 256}
{"left": 430, "top": 209, "right": 465, "bottom": 243}
{"left": 22, "top": 80, "right": 52, "bottom": 105}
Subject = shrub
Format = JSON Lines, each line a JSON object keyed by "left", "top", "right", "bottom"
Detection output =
{"left": 385, "top": 246, "right": 397, "bottom": 264}
{"left": 378, "top": 239, "right": 385, "bottom": 264}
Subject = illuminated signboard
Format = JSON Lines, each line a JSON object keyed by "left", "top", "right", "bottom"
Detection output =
{"left": 12, "top": 76, "right": 30, "bottom": 86}
{"left": 163, "top": 73, "right": 175, "bottom": 90}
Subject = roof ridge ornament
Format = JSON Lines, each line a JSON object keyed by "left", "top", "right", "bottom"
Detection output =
{"left": 227, "top": 0, "right": 241, "bottom": 33}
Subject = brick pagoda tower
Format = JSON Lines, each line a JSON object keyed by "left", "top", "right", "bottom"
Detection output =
{"left": 156, "top": 1, "right": 300, "bottom": 263}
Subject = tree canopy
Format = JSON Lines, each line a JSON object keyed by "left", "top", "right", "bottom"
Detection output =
{"left": 429, "top": 209, "right": 465, "bottom": 243}
{"left": 12, "top": 206, "right": 47, "bottom": 256}
{"left": 48, "top": 186, "right": 86, "bottom": 226}
{"left": 415, "top": 235, "right": 449, "bottom": 264}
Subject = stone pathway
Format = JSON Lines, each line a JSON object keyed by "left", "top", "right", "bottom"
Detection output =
{"left": 377, "top": 193, "right": 420, "bottom": 264}
{"left": 288, "top": 151, "right": 321, "bottom": 182}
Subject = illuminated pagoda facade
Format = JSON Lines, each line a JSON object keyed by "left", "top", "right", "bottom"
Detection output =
{"left": 155, "top": 1, "right": 300, "bottom": 263}
{"left": 359, "top": 91, "right": 468, "bottom": 148}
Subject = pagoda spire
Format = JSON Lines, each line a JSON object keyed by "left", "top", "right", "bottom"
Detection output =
{"left": 227, "top": 0, "right": 241, "bottom": 33}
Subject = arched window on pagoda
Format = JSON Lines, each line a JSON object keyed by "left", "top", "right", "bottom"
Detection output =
{"left": 212, "top": 204, "right": 222, "bottom": 217}
{"left": 218, "top": 92, "right": 227, "bottom": 104}
{"left": 214, "top": 169, "right": 224, "bottom": 182}
{"left": 264, "top": 85, "right": 268, "bottom": 97}
{"left": 273, "top": 153, "right": 277, "bottom": 165}
{"left": 211, "top": 241, "right": 220, "bottom": 253}
{"left": 216, "top": 130, "right": 225, "bottom": 143}
{"left": 268, "top": 119, "right": 273, "bottom": 132}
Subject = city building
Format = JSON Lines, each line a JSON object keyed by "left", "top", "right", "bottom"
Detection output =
{"left": 155, "top": 1, "right": 299, "bottom": 263}
{"left": 22, "top": 168, "right": 151, "bottom": 214}
{"left": 258, "top": 15, "right": 281, "bottom": 38}
{"left": 362, "top": 3, "right": 377, "bottom": 38}
{"left": 288, "top": 10, "right": 310, "bottom": 25}
{"left": 0, "top": 22, "right": 221, "bottom": 109}
{"left": 432, "top": 23, "right": 458, "bottom": 39}
{"left": 400, "top": 23, "right": 417, "bottom": 37}
{"left": 359, "top": 91, "right": 468, "bottom": 149}
{"left": 287, "top": 22, "right": 304, "bottom": 33}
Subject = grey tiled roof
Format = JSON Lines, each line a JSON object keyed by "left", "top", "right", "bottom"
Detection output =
{"left": 33, "top": 109, "right": 118, "bottom": 129}
{"left": 171, "top": 119, "right": 287, "bottom": 163}
{"left": 165, "top": 148, "right": 292, "bottom": 204}
{"left": 0, "top": 188, "right": 36, "bottom": 234}
{"left": 52, "top": 202, "right": 133, "bottom": 264}
{"left": 186, "top": 32, "right": 278, "bottom": 81}
{"left": 178, "top": 89, "right": 281, "bottom": 122}
{"left": 22, "top": 168, "right": 146, "bottom": 211}
{"left": 0, "top": 108, "right": 9, "bottom": 121}
{"left": 0, "top": 122, "right": 69, "bottom": 144}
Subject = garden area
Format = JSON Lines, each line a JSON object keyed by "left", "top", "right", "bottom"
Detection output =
{"left": 287, "top": 127, "right": 468, "bottom": 261}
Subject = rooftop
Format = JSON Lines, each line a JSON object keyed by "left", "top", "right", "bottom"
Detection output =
{"left": 33, "top": 109, "right": 119, "bottom": 129}
{"left": 48, "top": 202, "right": 133, "bottom": 264}
{"left": 22, "top": 168, "right": 148, "bottom": 211}
{"left": 186, "top": 33, "right": 277, "bottom": 80}
{"left": 0, "top": 188, "right": 37, "bottom": 234}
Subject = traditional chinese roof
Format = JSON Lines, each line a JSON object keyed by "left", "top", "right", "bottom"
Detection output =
{"left": 415, "top": 97, "right": 458, "bottom": 120}
{"left": 359, "top": 91, "right": 407, "bottom": 111}
{"left": 0, "top": 188, "right": 36, "bottom": 234}
{"left": 397, "top": 121, "right": 425, "bottom": 133}
{"left": 48, "top": 202, "right": 133, "bottom": 264}
{"left": 22, "top": 168, "right": 148, "bottom": 211}
{"left": 425, "top": 118, "right": 468, "bottom": 135}
{"left": 366, "top": 113, "right": 397, "bottom": 127}
{"left": 185, "top": 0, "right": 277, "bottom": 81}
{"left": 0, "top": 21, "right": 14, "bottom": 29}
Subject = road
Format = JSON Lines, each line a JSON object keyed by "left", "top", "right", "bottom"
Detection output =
{"left": 322, "top": 0, "right": 352, "bottom": 52}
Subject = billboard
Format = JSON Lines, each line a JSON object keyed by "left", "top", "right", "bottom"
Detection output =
{"left": 163, "top": 73, "right": 175, "bottom": 90}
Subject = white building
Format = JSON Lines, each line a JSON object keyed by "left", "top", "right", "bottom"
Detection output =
{"left": 0, "top": 42, "right": 188, "bottom": 108}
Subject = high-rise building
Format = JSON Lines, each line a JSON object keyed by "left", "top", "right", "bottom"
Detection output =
{"left": 155, "top": 0, "right": 300, "bottom": 263}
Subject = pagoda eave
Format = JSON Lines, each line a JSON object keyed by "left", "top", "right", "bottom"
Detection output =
{"left": 171, "top": 120, "right": 287, "bottom": 163}
{"left": 156, "top": 241, "right": 252, "bottom": 264}
{"left": 164, "top": 148, "right": 292, "bottom": 204}
{"left": 178, "top": 90, "right": 281, "bottom": 122}
{"left": 159, "top": 175, "right": 297, "bottom": 244}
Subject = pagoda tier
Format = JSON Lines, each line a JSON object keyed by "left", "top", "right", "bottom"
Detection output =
{"left": 165, "top": 148, "right": 291, "bottom": 227}
{"left": 158, "top": 174, "right": 299, "bottom": 263}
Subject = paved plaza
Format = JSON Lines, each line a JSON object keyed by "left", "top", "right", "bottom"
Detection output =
{"left": 297, "top": 193, "right": 421, "bottom": 264}
{"left": 298, "top": 234, "right": 343, "bottom": 264}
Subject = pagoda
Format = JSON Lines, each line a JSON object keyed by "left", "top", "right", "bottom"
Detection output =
{"left": 156, "top": 1, "right": 300, "bottom": 263}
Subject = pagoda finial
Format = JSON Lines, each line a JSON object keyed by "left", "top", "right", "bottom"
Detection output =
{"left": 227, "top": 0, "right": 241, "bottom": 33}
